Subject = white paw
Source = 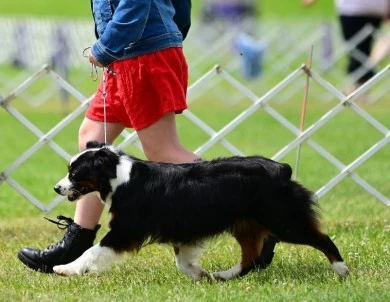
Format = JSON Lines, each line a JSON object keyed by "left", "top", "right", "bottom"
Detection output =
{"left": 212, "top": 264, "right": 242, "bottom": 281}
{"left": 53, "top": 264, "right": 74, "bottom": 276}
{"left": 53, "top": 264, "right": 85, "bottom": 276}
{"left": 188, "top": 266, "right": 214, "bottom": 281}
{"left": 212, "top": 271, "right": 232, "bottom": 281}
{"left": 52, "top": 245, "right": 122, "bottom": 276}
{"left": 332, "top": 261, "right": 349, "bottom": 277}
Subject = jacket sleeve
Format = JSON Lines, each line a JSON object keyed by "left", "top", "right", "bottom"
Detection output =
{"left": 171, "top": 0, "right": 192, "bottom": 40}
{"left": 92, "top": 0, "right": 152, "bottom": 66}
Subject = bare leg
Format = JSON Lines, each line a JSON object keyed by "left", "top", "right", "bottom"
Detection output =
{"left": 74, "top": 118, "right": 124, "bottom": 229}
{"left": 137, "top": 112, "right": 198, "bottom": 163}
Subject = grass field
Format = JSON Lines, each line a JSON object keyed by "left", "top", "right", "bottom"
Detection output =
{"left": 1, "top": 1, "right": 390, "bottom": 302}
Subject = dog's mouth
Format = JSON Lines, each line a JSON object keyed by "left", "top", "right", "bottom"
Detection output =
{"left": 67, "top": 187, "right": 91, "bottom": 201}
{"left": 67, "top": 191, "right": 82, "bottom": 201}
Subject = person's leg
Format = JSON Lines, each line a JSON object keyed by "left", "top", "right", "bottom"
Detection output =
{"left": 74, "top": 118, "right": 124, "bottom": 228}
{"left": 339, "top": 15, "right": 382, "bottom": 88}
{"left": 18, "top": 118, "right": 124, "bottom": 273}
{"left": 137, "top": 112, "right": 198, "bottom": 163}
{"left": 370, "top": 32, "right": 390, "bottom": 65}
{"left": 354, "top": 17, "right": 382, "bottom": 85}
{"left": 339, "top": 15, "right": 367, "bottom": 79}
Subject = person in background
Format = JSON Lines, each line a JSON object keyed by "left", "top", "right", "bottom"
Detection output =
{"left": 200, "top": 0, "right": 258, "bottom": 39}
{"left": 200, "top": 0, "right": 266, "bottom": 80}
{"left": 17, "top": 0, "right": 277, "bottom": 275}
{"left": 303, "top": 0, "right": 390, "bottom": 94}
{"left": 51, "top": 25, "right": 70, "bottom": 113}
{"left": 201, "top": 0, "right": 257, "bottom": 25}
{"left": 370, "top": 22, "right": 390, "bottom": 65}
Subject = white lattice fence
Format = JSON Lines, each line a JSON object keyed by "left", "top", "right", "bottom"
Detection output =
{"left": 2, "top": 18, "right": 389, "bottom": 109}
{"left": 1, "top": 63, "right": 389, "bottom": 212}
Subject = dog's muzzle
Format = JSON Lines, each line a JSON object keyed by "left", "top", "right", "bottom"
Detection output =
{"left": 53, "top": 184, "right": 62, "bottom": 195}
{"left": 54, "top": 184, "right": 81, "bottom": 201}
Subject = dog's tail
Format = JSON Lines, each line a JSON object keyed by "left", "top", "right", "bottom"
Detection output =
{"left": 267, "top": 162, "right": 292, "bottom": 186}
{"left": 281, "top": 178, "right": 320, "bottom": 224}
{"left": 270, "top": 162, "right": 315, "bottom": 207}
{"left": 255, "top": 157, "right": 293, "bottom": 185}
{"left": 279, "top": 163, "right": 292, "bottom": 183}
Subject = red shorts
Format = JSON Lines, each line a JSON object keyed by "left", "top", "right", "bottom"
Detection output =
{"left": 86, "top": 47, "right": 188, "bottom": 130}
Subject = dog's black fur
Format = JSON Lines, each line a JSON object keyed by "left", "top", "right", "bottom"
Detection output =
{"left": 54, "top": 141, "right": 348, "bottom": 279}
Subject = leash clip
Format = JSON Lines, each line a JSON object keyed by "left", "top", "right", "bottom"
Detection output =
{"left": 83, "top": 47, "right": 99, "bottom": 81}
{"left": 90, "top": 63, "right": 98, "bottom": 81}
{"left": 105, "top": 67, "right": 117, "bottom": 76}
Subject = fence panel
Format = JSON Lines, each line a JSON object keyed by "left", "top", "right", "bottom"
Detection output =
{"left": 1, "top": 63, "right": 389, "bottom": 212}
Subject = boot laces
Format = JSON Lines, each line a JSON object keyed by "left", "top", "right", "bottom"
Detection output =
{"left": 43, "top": 216, "right": 75, "bottom": 251}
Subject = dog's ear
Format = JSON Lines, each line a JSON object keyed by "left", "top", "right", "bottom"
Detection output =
{"left": 86, "top": 140, "right": 106, "bottom": 149}
{"left": 94, "top": 148, "right": 117, "bottom": 178}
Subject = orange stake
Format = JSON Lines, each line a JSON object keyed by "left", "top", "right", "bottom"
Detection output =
{"left": 294, "top": 45, "right": 314, "bottom": 179}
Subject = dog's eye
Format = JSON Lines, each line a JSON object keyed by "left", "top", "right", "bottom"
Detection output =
{"left": 69, "top": 172, "right": 76, "bottom": 178}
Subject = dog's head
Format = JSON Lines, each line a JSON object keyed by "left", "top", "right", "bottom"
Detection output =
{"left": 54, "top": 141, "right": 120, "bottom": 201}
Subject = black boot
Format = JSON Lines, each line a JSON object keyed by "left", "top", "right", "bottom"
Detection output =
{"left": 17, "top": 215, "right": 101, "bottom": 274}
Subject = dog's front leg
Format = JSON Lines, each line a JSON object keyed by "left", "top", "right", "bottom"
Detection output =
{"left": 174, "top": 241, "right": 213, "bottom": 280}
{"left": 53, "top": 244, "right": 123, "bottom": 276}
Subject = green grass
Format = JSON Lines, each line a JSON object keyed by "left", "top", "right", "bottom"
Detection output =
{"left": 1, "top": 217, "right": 389, "bottom": 301}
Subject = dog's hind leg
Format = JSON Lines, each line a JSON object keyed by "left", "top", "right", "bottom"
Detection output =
{"left": 307, "top": 232, "right": 349, "bottom": 277}
{"left": 213, "top": 223, "right": 268, "bottom": 281}
{"left": 274, "top": 225, "right": 349, "bottom": 277}
{"left": 174, "top": 240, "right": 212, "bottom": 280}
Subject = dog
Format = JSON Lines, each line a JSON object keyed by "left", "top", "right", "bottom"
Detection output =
{"left": 52, "top": 141, "right": 349, "bottom": 280}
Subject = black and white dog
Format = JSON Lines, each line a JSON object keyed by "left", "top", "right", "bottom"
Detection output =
{"left": 52, "top": 141, "right": 349, "bottom": 280}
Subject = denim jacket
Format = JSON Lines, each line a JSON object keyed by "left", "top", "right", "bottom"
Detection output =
{"left": 90, "top": 0, "right": 192, "bottom": 66}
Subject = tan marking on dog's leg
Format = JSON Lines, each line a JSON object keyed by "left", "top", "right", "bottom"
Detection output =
{"left": 239, "top": 233, "right": 266, "bottom": 268}
{"left": 213, "top": 225, "right": 267, "bottom": 281}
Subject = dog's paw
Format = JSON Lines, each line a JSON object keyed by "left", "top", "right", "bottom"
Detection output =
{"left": 212, "top": 271, "right": 229, "bottom": 281}
{"left": 212, "top": 264, "right": 242, "bottom": 281}
{"left": 53, "top": 264, "right": 84, "bottom": 276}
{"left": 198, "top": 270, "right": 215, "bottom": 282}
{"left": 332, "top": 262, "right": 349, "bottom": 277}
{"left": 180, "top": 265, "right": 214, "bottom": 281}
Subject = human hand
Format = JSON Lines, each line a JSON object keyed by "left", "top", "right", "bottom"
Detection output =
{"left": 88, "top": 50, "right": 104, "bottom": 68}
{"left": 302, "top": 0, "right": 316, "bottom": 7}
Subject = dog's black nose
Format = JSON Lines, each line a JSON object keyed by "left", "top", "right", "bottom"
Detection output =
{"left": 54, "top": 185, "right": 61, "bottom": 194}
